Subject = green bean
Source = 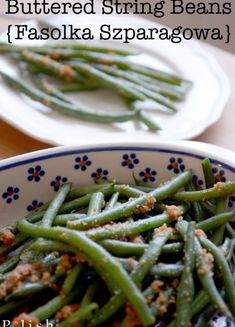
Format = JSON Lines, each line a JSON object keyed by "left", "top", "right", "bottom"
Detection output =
{"left": 96, "top": 64, "right": 185, "bottom": 100}
{"left": 125, "top": 80, "right": 177, "bottom": 112}
{"left": 68, "top": 53, "right": 189, "bottom": 86}
{"left": 55, "top": 183, "right": 114, "bottom": 215}
{"left": 58, "top": 82, "right": 98, "bottom": 93}
{"left": 114, "top": 184, "right": 145, "bottom": 198}
{"left": 59, "top": 303, "right": 99, "bottom": 327}
{"left": 211, "top": 198, "right": 227, "bottom": 245}
{"left": 80, "top": 283, "right": 99, "bottom": 308}
{"left": 17, "top": 219, "right": 154, "bottom": 326}
{"left": 126, "top": 81, "right": 178, "bottom": 114}
{"left": 29, "top": 265, "right": 82, "bottom": 320}
{"left": 89, "top": 227, "right": 171, "bottom": 326}
{"left": 85, "top": 204, "right": 188, "bottom": 241}
{"left": 122, "top": 69, "right": 189, "bottom": 94}
{"left": 220, "top": 237, "right": 233, "bottom": 259}
{"left": 27, "top": 192, "right": 92, "bottom": 226}
{"left": 226, "top": 223, "right": 235, "bottom": 238}
{"left": 0, "top": 71, "right": 141, "bottom": 124}
{"left": 196, "top": 210, "right": 235, "bottom": 232}
{"left": 70, "top": 61, "right": 146, "bottom": 101}
{"left": 118, "top": 257, "right": 138, "bottom": 273}
{"left": 0, "top": 255, "right": 20, "bottom": 273}
{"left": 99, "top": 239, "right": 183, "bottom": 257}
{"left": 31, "top": 290, "right": 79, "bottom": 321}
{"left": 104, "top": 192, "right": 119, "bottom": 211}
{"left": 53, "top": 213, "right": 86, "bottom": 226}
{"left": 37, "top": 43, "right": 136, "bottom": 55}
{"left": 62, "top": 265, "right": 82, "bottom": 295}
{"left": 22, "top": 50, "right": 83, "bottom": 83}
{"left": 194, "top": 238, "right": 232, "bottom": 318}
{"left": 42, "top": 183, "right": 71, "bottom": 227}
{"left": 150, "top": 263, "right": 184, "bottom": 277}
{"left": 160, "top": 242, "right": 184, "bottom": 255}
{"left": 135, "top": 185, "right": 154, "bottom": 193}
{"left": 127, "top": 101, "right": 161, "bottom": 131}
{"left": 67, "top": 183, "right": 111, "bottom": 201}
{"left": 66, "top": 196, "right": 155, "bottom": 230}
{"left": 126, "top": 64, "right": 191, "bottom": 87}
{"left": 32, "top": 74, "right": 73, "bottom": 103}
{"left": 200, "top": 201, "right": 216, "bottom": 216}
{"left": 28, "top": 238, "right": 179, "bottom": 259}
{"left": 173, "top": 182, "right": 235, "bottom": 201}
{"left": 149, "top": 170, "right": 192, "bottom": 199}
{"left": 87, "top": 192, "right": 105, "bottom": 216}
{"left": 175, "top": 221, "right": 195, "bottom": 327}
{"left": 29, "top": 239, "right": 76, "bottom": 254}
{"left": 0, "top": 299, "right": 29, "bottom": 318}
{"left": 6, "top": 279, "right": 54, "bottom": 300}
{"left": 67, "top": 171, "right": 192, "bottom": 230}
{"left": 176, "top": 221, "right": 232, "bottom": 317}
{"left": 186, "top": 182, "right": 205, "bottom": 222}
{"left": 191, "top": 290, "right": 210, "bottom": 317}
{"left": 199, "top": 237, "right": 235, "bottom": 316}
{"left": 201, "top": 158, "right": 215, "bottom": 188}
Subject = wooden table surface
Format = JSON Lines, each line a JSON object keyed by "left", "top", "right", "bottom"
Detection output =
{"left": 0, "top": 15, "right": 235, "bottom": 160}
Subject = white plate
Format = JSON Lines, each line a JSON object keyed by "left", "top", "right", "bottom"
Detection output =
{"left": 0, "top": 15, "right": 230, "bottom": 145}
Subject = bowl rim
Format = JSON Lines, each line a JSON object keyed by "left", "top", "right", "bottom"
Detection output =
{"left": 1, "top": 141, "right": 235, "bottom": 173}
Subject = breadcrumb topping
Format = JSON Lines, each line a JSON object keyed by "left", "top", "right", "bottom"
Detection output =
{"left": 56, "top": 254, "right": 73, "bottom": 275}
{"left": 195, "top": 229, "right": 207, "bottom": 238}
{"left": 198, "top": 249, "right": 214, "bottom": 275}
{"left": 135, "top": 196, "right": 156, "bottom": 214}
{"left": 131, "top": 236, "right": 144, "bottom": 244}
{"left": 0, "top": 263, "right": 42, "bottom": 299}
{"left": 55, "top": 304, "right": 80, "bottom": 321}
{"left": 214, "top": 182, "right": 224, "bottom": 192}
{"left": 165, "top": 205, "right": 181, "bottom": 221}
{"left": 154, "top": 224, "right": 172, "bottom": 236}
{"left": 151, "top": 280, "right": 164, "bottom": 293}
{"left": 0, "top": 229, "right": 15, "bottom": 246}
{"left": 59, "top": 65, "right": 76, "bottom": 82}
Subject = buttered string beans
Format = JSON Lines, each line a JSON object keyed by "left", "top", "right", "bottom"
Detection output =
{"left": 0, "top": 162, "right": 234, "bottom": 325}
{"left": 0, "top": 42, "right": 192, "bottom": 132}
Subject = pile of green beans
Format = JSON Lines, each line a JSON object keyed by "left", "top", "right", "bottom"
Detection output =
{"left": 0, "top": 42, "right": 192, "bottom": 132}
{"left": 0, "top": 159, "right": 234, "bottom": 326}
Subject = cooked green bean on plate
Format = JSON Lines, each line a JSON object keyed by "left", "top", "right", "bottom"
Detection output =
{"left": 0, "top": 42, "right": 192, "bottom": 132}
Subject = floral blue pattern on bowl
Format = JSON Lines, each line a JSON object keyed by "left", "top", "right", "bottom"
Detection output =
{"left": 50, "top": 176, "right": 68, "bottom": 192}
{"left": 74, "top": 155, "right": 92, "bottom": 171}
{"left": 27, "top": 165, "right": 45, "bottom": 182}
{"left": 121, "top": 153, "right": 139, "bottom": 169}
{"left": 2, "top": 186, "right": 19, "bottom": 204}
{"left": 0, "top": 144, "right": 234, "bottom": 227}
{"left": 27, "top": 199, "right": 44, "bottom": 212}
{"left": 139, "top": 167, "right": 157, "bottom": 183}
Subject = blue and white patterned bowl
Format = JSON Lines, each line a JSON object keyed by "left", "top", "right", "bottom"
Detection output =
{"left": 1, "top": 141, "right": 235, "bottom": 227}
{"left": 0, "top": 141, "right": 234, "bottom": 326}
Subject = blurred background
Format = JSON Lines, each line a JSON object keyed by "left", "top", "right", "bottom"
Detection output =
{"left": 0, "top": 0, "right": 234, "bottom": 53}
